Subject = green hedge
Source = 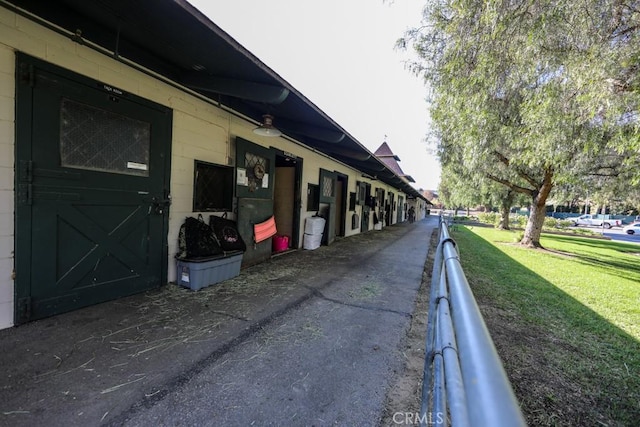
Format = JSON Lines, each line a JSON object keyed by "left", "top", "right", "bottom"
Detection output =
{"left": 475, "top": 214, "right": 576, "bottom": 231}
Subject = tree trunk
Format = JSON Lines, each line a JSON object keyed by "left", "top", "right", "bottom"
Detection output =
{"left": 521, "top": 201, "right": 546, "bottom": 247}
{"left": 498, "top": 204, "right": 510, "bottom": 230}
{"left": 520, "top": 170, "right": 554, "bottom": 248}
{"left": 497, "top": 190, "right": 514, "bottom": 230}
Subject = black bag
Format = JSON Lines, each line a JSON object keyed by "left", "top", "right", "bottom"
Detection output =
{"left": 209, "top": 214, "right": 247, "bottom": 252}
{"left": 177, "top": 215, "right": 223, "bottom": 260}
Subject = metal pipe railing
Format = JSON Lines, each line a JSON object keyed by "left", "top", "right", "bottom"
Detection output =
{"left": 420, "top": 216, "right": 526, "bottom": 426}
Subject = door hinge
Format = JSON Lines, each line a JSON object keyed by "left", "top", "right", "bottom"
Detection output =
{"left": 19, "top": 160, "right": 33, "bottom": 182}
{"left": 18, "top": 161, "right": 33, "bottom": 205}
{"left": 17, "top": 183, "right": 32, "bottom": 206}
{"left": 16, "top": 297, "right": 32, "bottom": 325}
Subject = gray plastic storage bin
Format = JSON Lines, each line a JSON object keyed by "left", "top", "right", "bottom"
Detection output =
{"left": 176, "top": 251, "right": 243, "bottom": 291}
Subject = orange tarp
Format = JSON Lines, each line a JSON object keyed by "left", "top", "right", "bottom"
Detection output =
{"left": 254, "top": 216, "right": 277, "bottom": 243}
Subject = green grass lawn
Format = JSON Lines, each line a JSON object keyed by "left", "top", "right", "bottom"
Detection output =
{"left": 452, "top": 226, "right": 640, "bottom": 426}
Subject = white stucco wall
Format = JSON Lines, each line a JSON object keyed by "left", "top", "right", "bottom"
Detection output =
{"left": 0, "top": 43, "right": 15, "bottom": 329}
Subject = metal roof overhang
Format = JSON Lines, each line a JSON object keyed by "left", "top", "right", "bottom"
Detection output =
{"left": 4, "top": 0, "right": 425, "bottom": 200}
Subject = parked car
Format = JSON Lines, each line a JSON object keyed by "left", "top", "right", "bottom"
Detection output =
{"left": 572, "top": 214, "right": 622, "bottom": 229}
{"left": 623, "top": 223, "right": 640, "bottom": 235}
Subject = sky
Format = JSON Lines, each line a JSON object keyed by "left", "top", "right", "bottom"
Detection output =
{"left": 189, "top": 0, "right": 441, "bottom": 191}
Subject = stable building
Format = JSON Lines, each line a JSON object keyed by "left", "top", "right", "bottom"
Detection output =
{"left": 0, "top": 0, "right": 428, "bottom": 328}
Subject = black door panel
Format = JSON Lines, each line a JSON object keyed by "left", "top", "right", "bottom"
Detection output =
{"left": 15, "top": 54, "right": 172, "bottom": 323}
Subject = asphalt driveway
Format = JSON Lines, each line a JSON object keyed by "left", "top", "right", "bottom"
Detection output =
{"left": 0, "top": 217, "right": 437, "bottom": 426}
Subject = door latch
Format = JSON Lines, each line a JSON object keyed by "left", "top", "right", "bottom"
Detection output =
{"left": 151, "top": 194, "right": 171, "bottom": 215}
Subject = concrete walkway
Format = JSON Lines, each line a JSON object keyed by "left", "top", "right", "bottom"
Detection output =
{"left": 0, "top": 216, "right": 438, "bottom": 427}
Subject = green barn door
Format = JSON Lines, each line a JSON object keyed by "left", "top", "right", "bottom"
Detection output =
{"left": 15, "top": 55, "right": 172, "bottom": 324}
{"left": 235, "top": 137, "right": 275, "bottom": 266}
{"left": 319, "top": 169, "right": 337, "bottom": 245}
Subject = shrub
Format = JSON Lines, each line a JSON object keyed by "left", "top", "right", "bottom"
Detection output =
{"left": 478, "top": 212, "right": 498, "bottom": 225}
{"left": 510, "top": 215, "right": 527, "bottom": 228}
{"left": 543, "top": 216, "right": 560, "bottom": 229}
{"left": 542, "top": 217, "right": 575, "bottom": 230}
{"left": 572, "top": 228, "right": 596, "bottom": 236}
{"left": 556, "top": 219, "right": 574, "bottom": 229}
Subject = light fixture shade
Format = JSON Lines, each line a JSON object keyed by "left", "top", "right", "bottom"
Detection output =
{"left": 253, "top": 114, "right": 282, "bottom": 137}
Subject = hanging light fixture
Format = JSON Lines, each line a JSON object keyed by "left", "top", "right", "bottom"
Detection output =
{"left": 253, "top": 114, "right": 282, "bottom": 137}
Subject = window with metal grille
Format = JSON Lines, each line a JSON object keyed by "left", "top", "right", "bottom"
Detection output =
{"left": 356, "top": 181, "right": 369, "bottom": 205}
{"left": 322, "top": 175, "right": 334, "bottom": 198}
{"left": 60, "top": 98, "right": 150, "bottom": 176}
{"left": 193, "top": 160, "right": 234, "bottom": 212}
